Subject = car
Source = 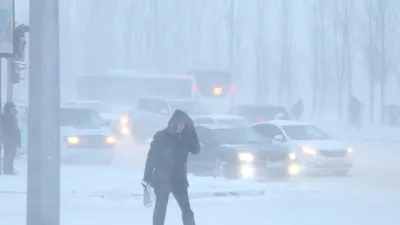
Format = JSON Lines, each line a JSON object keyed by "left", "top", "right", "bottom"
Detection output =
{"left": 229, "top": 105, "right": 293, "bottom": 123}
{"left": 128, "top": 97, "right": 209, "bottom": 143}
{"left": 64, "top": 100, "right": 131, "bottom": 139}
{"left": 251, "top": 120, "right": 354, "bottom": 176}
{"left": 192, "top": 114, "right": 249, "bottom": 127}
{"left": 188, "top": 124, "right": 300, "bottom": 179}
{"left": 18, "top": 104, "right": 117, "bottom": 164}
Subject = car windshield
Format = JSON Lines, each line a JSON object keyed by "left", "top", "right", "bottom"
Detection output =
{"left": 60, "top": 108, "right": 104, "bottom": 127}
{"left": 282, "top": 125, "right": 330, "bottom": 140}
{"left": 213, "top": 127, "right": 270, "bottom": 145}
{"left": 168, "top": 101, "right": 208, "bottom": 115}
{"left": 216, "top": 118, "right": 249, "bottom": 127}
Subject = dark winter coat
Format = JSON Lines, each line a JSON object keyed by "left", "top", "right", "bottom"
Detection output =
{"left": 2, "top": 102, "right": 21, "bottom": 148}
{"left": 143, "top": 110, "right": 200, "bottom": 190}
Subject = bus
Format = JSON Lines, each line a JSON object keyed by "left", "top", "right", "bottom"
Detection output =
{"left": 76, "top": 72, "right": 196, "bottom": 107}
{"left": 185, "top": 70, "right": 235, "bottom": 113}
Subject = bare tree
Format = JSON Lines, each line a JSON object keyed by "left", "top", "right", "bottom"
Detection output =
{"left": 363, "top": 0, "right": 380, "bottom": 124}
{"left": 317, "top": 0, "right": 328, "bottom": 121}
{"left": 254, "top": 0, "right": 269, "bottom": 104}
{"left": 309, "top": 0, "right": 321, "bottom": 118}
{"left": 375, "top": 0, "right": 397, "bottom": 124}
{"left": 333, "top": 0, "right": 343, "bottom": 120}
{"left": 308, "top": 0, "right": 328, "bottom": 119}
{"left": 278, "top": 0, "right": 292, "bottom": 105}
{"left": 333, "top": 0, "right": 354, "bottom": 121}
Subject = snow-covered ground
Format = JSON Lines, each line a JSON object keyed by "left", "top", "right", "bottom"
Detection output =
{"left": 1, "top": 139, "right": 400, "bottom": 225}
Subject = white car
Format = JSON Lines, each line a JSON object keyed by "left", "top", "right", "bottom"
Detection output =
{"left": 18, "top": 104, "right": 117, "bottom": 164}
{"left": 251, "top": 120, "right": 354, "bottom": 176}
{"left": 64, "top": 100, "right": 131, "bottom": 138}
{"left": 193, "top": 114, "right": 249, "bottom": 127}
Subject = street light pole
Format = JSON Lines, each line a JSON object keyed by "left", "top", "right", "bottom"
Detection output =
{"left": 27, "top": 0, "right": 60, "bottom": 225}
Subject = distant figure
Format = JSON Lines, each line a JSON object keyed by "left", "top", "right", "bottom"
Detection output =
{"left": 142, "top": 110, "right": 200, "bottom": 225}
{"left": 385, "top": 104, "right": 400, "bottom": 127}
{"left": 347, "top": 96, "right": 364, "bottom": 130}
{"left": 1, "top": 102, "right": 21, "bottom": 175}
{"left": 291, "top": 98, "right": 304, "bottom": 120}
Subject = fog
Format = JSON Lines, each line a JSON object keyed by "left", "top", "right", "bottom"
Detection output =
{"left": 1, "top": 0, "right": 400, "bottom": 225}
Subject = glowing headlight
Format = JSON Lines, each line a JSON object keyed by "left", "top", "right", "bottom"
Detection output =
{"left": 302, "top": 146, "right": 317, "bottom": 155}
{"left": 67, "top": 136, "right": 79, "bottom": 144}
{"left": 238, "top": 152, "right": 254, "bottom": 162}
{"left": 106, "top": 136, "right": 116, "bottom": 144}
{"left": 240, "top": 165, "right": 255, "bottom": 178}
{"left": 288, "top": 152, "right": 296, "bottom": 160}
{"left": 120, "top": 116, "right": 129, "bottom": 125}
{"left": 347, "top": 147, "right": 353, "bottom": 154}
{"left": 120, "top": 126, "right": 130, "bottom": 135}
{"left": 287, "top": 164, "right": 302, "bottom": 176}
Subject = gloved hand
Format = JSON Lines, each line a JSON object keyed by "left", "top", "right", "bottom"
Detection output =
{"left": 141, "top": 180, "right": 150, "bottom": 188}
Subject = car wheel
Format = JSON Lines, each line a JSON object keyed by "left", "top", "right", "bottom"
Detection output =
{"left": 333, "top": 170, "right": 349, "bottom": 176}
{"left": 214, "top": 159, "right": 230, "bottom": 178}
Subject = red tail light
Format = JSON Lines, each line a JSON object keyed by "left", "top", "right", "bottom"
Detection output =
{"left": 193, "top": 85, "right": 198, "bottom": 93}
{"left": 258, "top": 117, "right": 265, "bottom": 122}
{"left": 290, "top": 117, "right": 295, "bottom": 121}
{"left": 229, "top": 85, "right": 236, "bottom": 93}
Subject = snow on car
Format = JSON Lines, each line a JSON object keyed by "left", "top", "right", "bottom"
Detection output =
{"left": 251, "top": 120, "right": 354, "bottom": 176}
{"left": 192, "top": 114, "right": 249, "bottom": 127}
{"left": 19, "top": 104, "right": 117, "bottom": 164}
{"left": 128, "top": 97, "right": 209, "bottom": 143}
{"left": 64, "top": 100, "right": 131, "bottom": 139}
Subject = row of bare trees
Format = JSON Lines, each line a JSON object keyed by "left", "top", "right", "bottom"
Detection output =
{"left": 61, "top": 0, "right": 400, "bottom": 123}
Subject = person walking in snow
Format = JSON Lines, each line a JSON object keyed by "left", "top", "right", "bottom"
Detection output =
{"left": 142, "top": 110, "right": 200, "bottom": 225}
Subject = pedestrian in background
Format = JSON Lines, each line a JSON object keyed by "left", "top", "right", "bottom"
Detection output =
{"left": 1, "top": 102, "right": 21, "bottom": 175}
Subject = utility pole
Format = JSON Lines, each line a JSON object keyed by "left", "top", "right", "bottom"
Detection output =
{"left": 7, "top": 59, "right": 13, "bottom": 101}
{"left": 27, "top": 0, "right": 60, "bottom": 225}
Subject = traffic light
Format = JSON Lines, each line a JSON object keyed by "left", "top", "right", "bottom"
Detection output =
{"left": 14, "top": 24, "right": 30, "bottom": 61}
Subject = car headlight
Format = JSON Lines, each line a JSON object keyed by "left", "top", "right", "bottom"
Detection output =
{"left": 347, "top": 147, "right": 353, "bottom": 154}
{"left": 120, "top": 126, "right": 130, "bottom": 135}
{"left": 238, "top": 152, "right": 254, "bottom": 162}
{"left": 67, "top": 136, "right": 79, "bottom": 144}
{"left": 288, "top": 152, "right": 296, "bottom": 160}
{"left": 302, "top": 146, "right": 317, "bottom": 155}
{"left": 120, "top": 116, "right": 129, "bottom": 125}
{"left": 105, "top": 136, "right": 116, "bottom": 144}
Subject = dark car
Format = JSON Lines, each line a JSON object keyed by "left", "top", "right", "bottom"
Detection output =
{"left": 188, "top": 124, "right": 296, "bottom": 179}
{"left": 228, "top": 105, "right": 293, "bottom": 123}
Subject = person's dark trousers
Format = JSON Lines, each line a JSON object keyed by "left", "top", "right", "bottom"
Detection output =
{"left": 2, "top": 145, "right": 16, "bottom": 174}
{"left": 153, "top": 187, "right": 195, "bottom": 225}
{"left": 0, "top": 146, "right": 2, "bottom": 175}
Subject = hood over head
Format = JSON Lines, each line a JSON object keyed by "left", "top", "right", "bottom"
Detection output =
{"left": 167, "top": 110, "right": 194, "bottom": 133}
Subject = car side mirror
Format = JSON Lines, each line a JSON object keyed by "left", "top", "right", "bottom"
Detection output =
{"left": 272, "top": 135, "right": 285, "bottom": 143}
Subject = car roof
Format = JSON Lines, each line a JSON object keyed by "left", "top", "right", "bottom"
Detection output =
{"left": 64, "top": 100, "right": 104, "bottom": 105}
{"left": 193, "top": 114, "right": 246, "bottom": 120}
{"left": 138, "top": 97, "right": 198, "bottom": 103}
{"left": 232, "top": 104, "right": 286, "bottom": 110}
{"left": 61, "top": 105, "right": 94, "bottom": 110}
{"left": 195, "top": 124, "right": 236, "bottom": 130}
{"left": 14, "top": 103, "right": 93, "bottom": 111}
{"left": 252, "top": 120, "right": 311, "bottom": 127}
